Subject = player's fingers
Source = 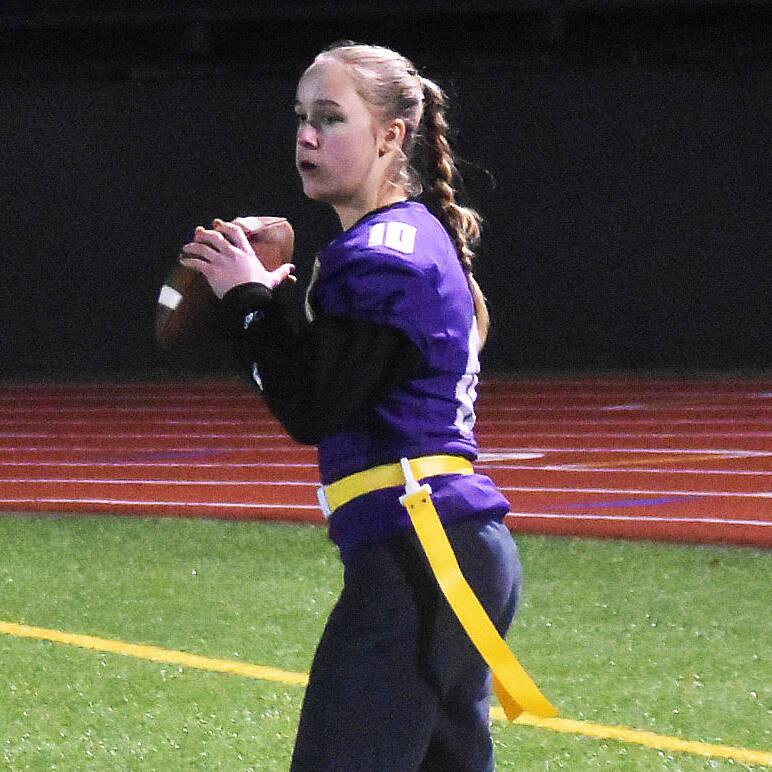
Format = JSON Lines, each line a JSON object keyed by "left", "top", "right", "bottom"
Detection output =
{"left": 269, "top": 263, "right": 297, "bottom": 288}
{"left": 193, "top": 226, "right": 233, "bottom": 251}
{"left": 179, "top": 242, "right": 213, "bottom": 264}
{"left": 178, "top": 256, "right": 209, "bottom": 277}
{"left": 213, "top": 218, "right": 251, "bottom": 250}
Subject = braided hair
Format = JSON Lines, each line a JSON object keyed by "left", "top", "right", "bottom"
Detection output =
{"left": 417, "top": 76, "right": 489, "bottom": 344}
{"left": 316, "top": 42, "right": 490, "bottom": 345}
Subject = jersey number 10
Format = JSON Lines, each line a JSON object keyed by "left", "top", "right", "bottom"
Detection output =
{"left": 368, "top": 222, "right": 418, "bottom": 255}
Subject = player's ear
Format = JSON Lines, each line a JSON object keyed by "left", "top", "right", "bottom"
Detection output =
{"left": 379, "top": 118, "right": 407, "bottom": 157}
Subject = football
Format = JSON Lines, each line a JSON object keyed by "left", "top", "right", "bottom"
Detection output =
{"left": 155, "top": 217, "right": 294, "bottom": 351}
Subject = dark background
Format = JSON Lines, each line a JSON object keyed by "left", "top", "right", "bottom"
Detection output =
{"left": 1, "top": 1, "right": 769, "bottom": 380}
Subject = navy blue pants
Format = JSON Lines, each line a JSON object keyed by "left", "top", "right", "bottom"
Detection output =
{"left": 290, "top": 517, "right": 522, "bottom": 771}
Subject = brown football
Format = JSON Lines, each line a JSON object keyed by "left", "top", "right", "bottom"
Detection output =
{"left": 155, "top": 216, "right": 294, "bottom": 351}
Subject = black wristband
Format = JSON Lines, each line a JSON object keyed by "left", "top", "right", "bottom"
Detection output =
{"left": 220, "top": 283, "right": 274, "bottom": 335}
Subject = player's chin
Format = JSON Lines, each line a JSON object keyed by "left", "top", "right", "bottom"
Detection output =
{"left": 301, "top": 183, "right": 348, "bottom": 210}
{"left": 298, "top": 178, "right": 326, "bottom": 201}
{"left": 298, "top": 172, "right": 333, "bottom": 200}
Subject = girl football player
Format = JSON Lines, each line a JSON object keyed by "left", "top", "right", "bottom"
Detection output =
{"left": 181, "top": 41, "right": 523, "bottom": 771}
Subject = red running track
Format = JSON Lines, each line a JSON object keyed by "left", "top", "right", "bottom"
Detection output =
{"left": 0, "top": 377, "right": 769, "bottom": 548}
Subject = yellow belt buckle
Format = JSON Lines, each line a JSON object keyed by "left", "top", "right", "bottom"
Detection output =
{"left": 316, "top": 486, "right": 333, "bottom": 519}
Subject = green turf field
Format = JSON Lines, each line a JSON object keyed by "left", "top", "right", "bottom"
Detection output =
{"left": 0, "top": 515, "right": 769, "bottom": 770}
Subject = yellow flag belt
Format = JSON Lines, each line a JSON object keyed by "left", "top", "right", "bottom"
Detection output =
{"left": 318, "top": 455, "right": 557, "bottom": 720}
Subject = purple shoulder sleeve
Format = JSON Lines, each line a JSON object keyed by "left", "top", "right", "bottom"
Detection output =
{"left": 313, "top": 207, "right": 473, "bottom": 372}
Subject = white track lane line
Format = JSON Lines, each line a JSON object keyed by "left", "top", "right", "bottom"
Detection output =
{"left": 4, "top": 403, "right": 770, "bottom": 415}
{"left": 0, "top": 420, "right": 268, "bottom": 427}
{"left": 0, "top": 478, "right": 317, "bottom": 486}
{"left": 480, "top": 402, "right": 772, "bottom": 410}
{"left": 0, "top": 445, "right": 305, "bottom": 452}
{"left": 0, "top": 433, "right": 288, "bottom": 440}
{"left": 478, "top": 419, "right": 772, "bottom": 426}
{"left": 505, "top": 512, "right": 772, "bottom": 527}
{"left": 480, "top": 465, "right": 772, "bottom": 476}
{"left": 497, "top": 486, "right": 769, "bottom": 498}
{"left": 1, "top": 479, "right": 768, "bottom": 499}
{"left": 2, "top": 432, "right": 771, "bottom": 441}
{"left": 2, "top": 462, "right": 771, "bottom": 476}
{"left": 2, "top": 385, "right": 767, "bottom": 395}
{"left": 478, "top": 432, "right": 772, "bottom": 440}
{"left": 0, "top": 498, "right": 318, "bottom": 510}
{"left": 486, "top": 447, "right": 770, "bottom": 453}
{"left": 1, "top": 500, "right": 769, "bottom": 530}
{"left": 0, "top": 461, "right": 319, "bottom": 469}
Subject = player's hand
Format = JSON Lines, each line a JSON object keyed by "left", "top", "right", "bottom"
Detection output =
{"left": 179, "top": 219, "right": 295, "bottom": 299}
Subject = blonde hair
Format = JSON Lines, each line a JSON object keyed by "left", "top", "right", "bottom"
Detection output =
{"left": 314, "top": 42, "right": 490, "bottom": 345}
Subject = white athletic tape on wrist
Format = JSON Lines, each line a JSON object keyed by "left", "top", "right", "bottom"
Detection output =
{"left": 158, "top": 285, "right": 183, "bottom": 310}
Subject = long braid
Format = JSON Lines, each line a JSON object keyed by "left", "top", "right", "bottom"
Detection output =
{"left": 419, "top": 78, "right": 490, "bottom": 344}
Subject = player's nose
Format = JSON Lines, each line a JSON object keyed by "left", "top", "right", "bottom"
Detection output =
{"left": 297, "top": 123, "right": 318, "bottom": 148}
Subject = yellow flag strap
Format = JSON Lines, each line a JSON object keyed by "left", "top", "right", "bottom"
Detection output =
{"left": 319, "top": 455, "right": 474, "bottom": 517}
{"left": 398, "top": 458, "right": 557, "bottom": 720}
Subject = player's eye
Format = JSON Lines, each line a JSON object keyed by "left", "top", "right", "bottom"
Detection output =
{"left": 295, "top": 109, "right": 344, "bottom": 129}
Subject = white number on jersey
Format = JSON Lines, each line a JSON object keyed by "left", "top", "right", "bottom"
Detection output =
{"left": 454, "top": 317, "right": 481, "bottom": 435}
{"left": 368, "top": 222, "right": 417, "bottom": 255}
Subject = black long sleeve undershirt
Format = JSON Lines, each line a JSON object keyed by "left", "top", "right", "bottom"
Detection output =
{"left": 220, "top": 282, "right": 425, "bottom": 445}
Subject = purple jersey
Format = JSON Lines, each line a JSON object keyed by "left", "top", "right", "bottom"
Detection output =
{"left": 311, "top": 201, "right": 510, "bottom": 558}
